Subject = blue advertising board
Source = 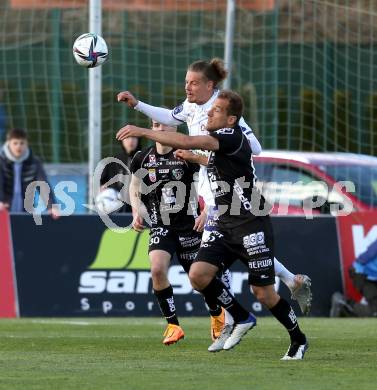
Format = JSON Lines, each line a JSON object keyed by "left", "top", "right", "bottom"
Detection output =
{"left": 10, "top": 214, "right": 342, "bottom": 317}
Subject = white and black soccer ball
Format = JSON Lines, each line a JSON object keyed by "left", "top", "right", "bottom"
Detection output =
{"left": 73, "top": 33, "right": 108, "bottom": 68}
{"left": 95, "top": 188, "right": 123, "bottom": 214}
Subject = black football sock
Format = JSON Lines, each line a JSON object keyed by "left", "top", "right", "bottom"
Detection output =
{"left": 269, "top": 298, "right": 306, "bottom": 344}
{"left": 154, "top": 285, "right": 179, "bottom": 326}
{"left": 205, "top": 299, "right": 223, "bottom": 317}
{"left": 200, "top": 277, "right": 250, "bottom": 323}
{"left": 201, "top": 288, "right": 222, "bottom": 317}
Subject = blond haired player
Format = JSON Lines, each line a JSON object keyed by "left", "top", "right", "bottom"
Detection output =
{"left": 117, "top": 59, "right": 312, "bottom": 352}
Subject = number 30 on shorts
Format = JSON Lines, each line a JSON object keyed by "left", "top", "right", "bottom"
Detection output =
{"left": 150, "top": 236, "right": 160, "bottom": 245}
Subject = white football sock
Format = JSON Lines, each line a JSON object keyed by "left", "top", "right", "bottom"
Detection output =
{"left": 274, "top": 257, "right": 295, "bottom": 289}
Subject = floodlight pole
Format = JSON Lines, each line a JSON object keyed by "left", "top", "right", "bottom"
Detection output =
{"left": 88, "top": 0, "right": 102, "bottom": 210}
{"left": 224, "top": 0, "right": 236, "bottom": 89}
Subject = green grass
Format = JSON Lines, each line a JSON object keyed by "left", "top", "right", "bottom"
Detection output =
{"left": 0, "top": 318, "right": 375, "bottom": 390}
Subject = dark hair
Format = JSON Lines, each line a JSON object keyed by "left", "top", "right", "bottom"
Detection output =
{"left": 7, "top": 128, "right": 28, "bottom": 140}
{"left": 188, "top": 58, "right": 228, "bottom": 87}
{"left": 217, "top": 90, "right": 244, "bottom": 123}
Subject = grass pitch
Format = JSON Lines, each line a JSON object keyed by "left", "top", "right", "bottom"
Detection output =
{"left": 0, "top": 317, "right": 375, "bottom": 390}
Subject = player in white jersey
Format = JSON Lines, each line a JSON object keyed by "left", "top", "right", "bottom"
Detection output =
{"left": 117, "top": 58, "right": 312, "bottom": 350}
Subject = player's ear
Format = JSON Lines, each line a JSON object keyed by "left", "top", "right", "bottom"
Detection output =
{"left": 228, "top": 115, "right": 237, "bottom": 126}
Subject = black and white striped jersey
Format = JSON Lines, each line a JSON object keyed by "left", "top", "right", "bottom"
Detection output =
{"left": 130, "top": 146, "right": 199, "bottom": 230}
{"left": 207, "top": 125, "right": 269, "bottom": 227}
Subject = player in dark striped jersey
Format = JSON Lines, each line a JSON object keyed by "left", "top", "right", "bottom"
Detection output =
{"left": 130, "top": 121, "right": 234, "bottom": 346}
{"left": 129, "top": 121, "right": 201, "bottom": 345}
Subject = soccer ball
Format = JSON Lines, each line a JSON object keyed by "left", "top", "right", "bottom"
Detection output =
{"left": 72, "top": 33, "right": 108, "bottom": 68}
{"left": 95, "top": 188, "right": 123, "bottom": 214}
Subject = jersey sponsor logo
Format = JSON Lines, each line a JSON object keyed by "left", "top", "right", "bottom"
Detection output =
{"left": 148, "top": 169, "right": 156, "bottom": 183}
{"left": 149, "top": 154, "right": 156, "bottom": 166}
{"left": 166, "top": 160, "right": 184, "bottom": 166}
{"left": 150, "top": 227, "right": 169, "bottom": 237}
{"left": 173, "top": 104, "right": 183, "bottom": 115}
{"left": 143, "top": 162, "right": 160, "bottom": 168}
{"left": 172, "top": 168, "right": 184, "bottom": 180}
{"left": 201, "top": 230, "right": 223, "bottom": 247}
{"left": 243, "top": 232, "right": 265, "bottom": 248}
{"left": 178, "top": 235, "right": 201, "bottom": 248}
{"left": 179, "top": 251, "right": 197, "bottom": 261}
{"left": 234, "top": 180, "right": 253, "bottom": 210}
{"left": 203, "top": 230, "right": 223, "bottom": 241}
{"left": 215, "top": 128, "right": 234, "bottom": 135}
{"left": 248, "top": 258, "right": 272, "bottom": 269}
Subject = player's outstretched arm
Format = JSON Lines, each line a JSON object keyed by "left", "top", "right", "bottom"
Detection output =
{"left": 248, "top": 132, "right": 262, "bottom": 155}
{"left": 117, "top": 91, "right": 182, "bottom": 126}
{"left": 239, "top": 117, "right": 262, "bottom": 155}
{"left": 116, "top": 125, "right": 219, "bottom": 151}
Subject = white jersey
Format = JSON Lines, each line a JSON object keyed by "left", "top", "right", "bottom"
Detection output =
{"left": 135, "top": 89, "right": 262, "bottom": 205}
{"left": 171, "top": 89, "right": 259, "bottom": 205}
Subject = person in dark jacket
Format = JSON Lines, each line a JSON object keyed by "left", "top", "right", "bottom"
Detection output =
{"left": 99, "top": 136, "right": 140, "bottom": 213}
{"left": 0, "top": 128, "right": 58, "bottom": 217}
{"left": 331, "top": 239, "right": 377, "bottom": 317}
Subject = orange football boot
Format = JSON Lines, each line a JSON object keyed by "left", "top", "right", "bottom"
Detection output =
{"left": 210, "top": 307, "right": 225, "bottom": 341}
{"left": 163, "top": 324, "right": 185, "bottom": 345}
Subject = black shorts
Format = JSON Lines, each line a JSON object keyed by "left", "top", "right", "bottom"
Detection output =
{"left": 148, "top": 226, "right": 201, "bottom": 273}
{"left": 195, "top": 216, "right": 275, "bottom": 287}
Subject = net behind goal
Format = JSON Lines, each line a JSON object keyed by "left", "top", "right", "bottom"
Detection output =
{"left": 0, "top": 0, "right": 376, "bottom": 163}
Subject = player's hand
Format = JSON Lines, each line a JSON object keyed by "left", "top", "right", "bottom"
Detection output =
{"left": 175, "top": 150, "right": 208, "bottom": 166}
{"left": 117, "top": 91, "right": 138, "bottom": 108}
{"left": 175, "top": 149, "right": 198, "bottom": 163}
{"left": 193, "top": 209, "right": 207, "bottom": 232}
{"left": 132, "top": 215, "right": 145, "bottom": 232}
{"left": 0, "top": 202, "right": 9, "bottom": 211}
{"left": 116, "top": 125, "right": 146, "bottom": 141}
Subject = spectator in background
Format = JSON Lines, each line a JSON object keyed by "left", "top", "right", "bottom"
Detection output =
{"left": 0, "top": 128, "right": 58, "bottom": 218}
{"left": 99, "top": 136, "right": 140, "bottom": 212}
{"left": 331, "top": 239, "right": 377, "bottom": 317}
